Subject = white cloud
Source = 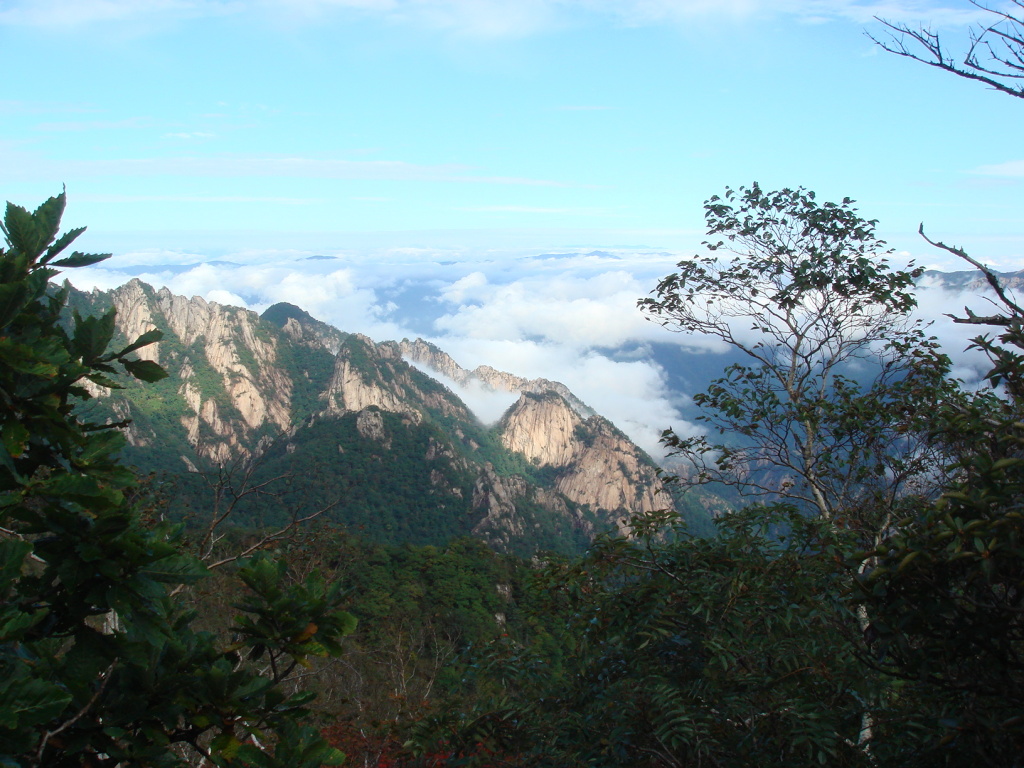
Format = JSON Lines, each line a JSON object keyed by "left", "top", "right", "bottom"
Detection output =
{"left": 424, "top": 336, "right": 694, "bottom": 457}
{"left": 206, "top": 288, "right": 249, "bottom": 305}
{"left": 972, "top": 159, "right": 1024, "bottom": 177}
{"left": 62, "top": 245, "right": 711, "bottom": 455}
{"left": 65, "top": 243, "right": 1006, "bottom": 462}
{"left": 433, "top": 268, "right": 726, "bottom": 352}
{"left": 912, "top": 280, "right": 1020, "bottom": 385}
{"left": 406, "top": 360, "right": 521, "bottom": 423}
{"left": 440, "top": 271, "right": 488, "bottom": 303}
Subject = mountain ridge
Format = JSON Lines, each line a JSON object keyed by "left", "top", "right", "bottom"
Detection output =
{"left": 70, "top": 279, "right": 694, "bottom": 554}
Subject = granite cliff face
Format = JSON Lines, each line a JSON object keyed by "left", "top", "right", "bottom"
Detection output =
{"left": 72, "top": 289, "right": 674, "bottom": 553}
{"left": 498, "top": 392, "right": 665, "bottom": 535}
{"left": 322, "top": 336, "right": 471, "bottom": 425}
{"left": 94, "top": 279, "right": 293, "bottom": 464}
{"left": 400, "top": 339, "right": 668, "bottom": 530}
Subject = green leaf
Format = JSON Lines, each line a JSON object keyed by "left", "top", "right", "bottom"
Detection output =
{"left": 0, "top": 607, "right": 47, "bottom": 641}
{"left": 41, "top": 226, "right": 86, "bottom": 264}
{"left": 140, "top": 554, "right": 208, "bottom": 584}
{"left": 1, "top": 421, "right": 29, "bottom": 458}
{"left": 3, "top": 202, "right": 41, "bottom": 257}
{"left": 44, "top": 472, "right": 102, "bottom": 498}
{"left": 897, "top": 551, "right": 921, "bottom": 572}
{"left": 117, "top": 329, "right": 163, "bottom": 357}
{"left": 0, "top": 282, "right": 29, "bottom": 330}
{"left": 0, "top": 676, "right": 72, "bottom": 729}
{"left": 122, "top": 358, "right": 168, "bottom": 383}
{"left": 50, "top": 251, "right": 110, "bottom": 269}
{"left": 210, "top": 732, "right": 243, "bottom": 759}
{"left": 30, "top": 193, "right": 67, "bottom": 254}
{"left": 72, "top": 310, "right": 117, "bottom": 363}
{"left": 0, "top": 539, "right": 33, "bottom": 587}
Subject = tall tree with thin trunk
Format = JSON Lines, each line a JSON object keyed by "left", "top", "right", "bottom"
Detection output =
{"left": 640, "top": 183, "right": 955, "bottom": 533}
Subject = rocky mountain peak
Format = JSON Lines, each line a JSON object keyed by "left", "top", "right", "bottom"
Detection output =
{"left": 497, "top": 391, "right": 668, "bottom": 535}
{"left": 262, "top": 302, "right": 345, "bottom": 354}
{"left": 71, "top": 280, "right": 684, "bottom": 553}
{"left": 321, "top": 335, "right": 471, "bottom": 426}
{"left": 104, "top": 281, "right": 293, "bottom": 462}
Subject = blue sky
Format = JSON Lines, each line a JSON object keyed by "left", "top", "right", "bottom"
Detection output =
{"left": 1, "top": 0, "right": 1019, "bottom": 454}
{"left": 3, "top": 0, "right": 1022, "bottom": 262}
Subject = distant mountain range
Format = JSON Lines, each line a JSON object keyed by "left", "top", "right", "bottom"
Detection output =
{"left": 70, "top": 279, "right": 719, "bottom": 555}
{"left": 922, "top": 268, "right": 1024, "bottom": 292}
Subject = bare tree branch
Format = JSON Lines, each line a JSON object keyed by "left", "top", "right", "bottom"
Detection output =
{"left": 871, "top": 1, "right": 1024, "bottom": 100}
{"left": 918, "top": 224, "right": 1024, "bottom": 325}
{"left": 33, "top": 663, "right": 116, "bottom": 767}
{"left": 185, "top": 440, "right": 342, "bottom": 571}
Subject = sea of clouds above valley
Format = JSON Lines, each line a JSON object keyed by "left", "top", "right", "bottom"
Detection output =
{"left": 63, "top": 246, "right": 998, "bottom": 459}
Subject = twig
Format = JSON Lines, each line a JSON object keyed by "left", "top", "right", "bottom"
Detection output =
{"left": 34, "top": 662, "right": 116, "bottom": 765}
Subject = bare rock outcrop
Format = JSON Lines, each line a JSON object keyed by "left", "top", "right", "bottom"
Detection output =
{"left": 499, "top": 391, "right": 579, "bottom": 467}
{"left": 471, "top": 465, "right": 530, "bottom": 549}
{"left": 401, "top": 338, "right": 670, "bottom": 537}
{"left": 77, "top": 283, "right": 679, "bottom": 552}
{"left": 106, "top": 279, "right": 293, "bottom": 462}
{"left": 498, "top": 391, "right": 669, "bottom": 534}
{"left": 323, "top": 336, "right": 472, "bottom": 426}
{"left": 110, "top": 279, "right": 160, "bottom": 363}
{"left": 325, "top": 358, "right": 416, "bottom": 420}
{"left": 355, "top": 408, "right": 391, "bottom": 448}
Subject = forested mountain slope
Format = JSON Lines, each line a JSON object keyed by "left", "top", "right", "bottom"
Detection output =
{"left": 68, "top": 279, "right": 713, "bottom": 554}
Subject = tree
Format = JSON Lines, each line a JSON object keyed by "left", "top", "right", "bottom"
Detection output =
{"left": 401, "top": 501, "right": 908, "bottom": 768}
{"left": 0, "top": 193, "right": 355, "bottom": 767}
{"left": 871, "top": 1, "right": 1024, "bottom": 101}
{"left": 635, "top": 184, "right": 975, "bottom": 760}
{"left": 638, "top": 183, "right": 955, "bottom": 531}
{"left": 401, "top": 187, "right": 982, "bottom": 766}
{"left": 850, "top": 253, "right": 1024, "bottom": 763}
{"left": 847, "top": 15, "right": 1024, "bottom": 759}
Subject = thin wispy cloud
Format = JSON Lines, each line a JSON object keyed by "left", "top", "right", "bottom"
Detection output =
{"left": 36, "top": 117, "right": 155, "bottom": 132}
{"left": 36, "top": 155, "right": 581, "bottom": 186}
{"left": 0, "top": 100, "right": 99, "bottom": 115}
{"left": 0, "top": 0, "right": 989, "bottom": 35}
{"left": 583, "top": 0, "right": 987, "bottom": 26}
{"left": 972, "top": 160, "right": 1024, "bottom": 178}
{"left": 0, "top": 0, "right": 227, "bottom": 27}
{"left": 76, "top": 193, "right": 322, "bottom": 204}
{"left": 458, "top": 205, "right": 608, "bottom": 214}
